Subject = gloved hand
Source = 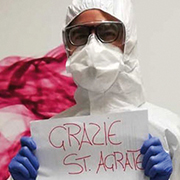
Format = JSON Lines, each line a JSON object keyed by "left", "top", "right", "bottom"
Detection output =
{"left": 140, "top": 134, "right": 173, "bottom": 180}
{"left": 9, "top": 136, "right": 39, "bottom": 180}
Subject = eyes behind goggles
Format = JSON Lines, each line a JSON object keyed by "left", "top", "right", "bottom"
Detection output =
{"left": 64, "top": 21, "right": 126, "bottom": 50}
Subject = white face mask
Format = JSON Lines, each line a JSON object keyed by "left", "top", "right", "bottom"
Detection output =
{"left": 66, "top": 35, "right": 124, "bottom": 93}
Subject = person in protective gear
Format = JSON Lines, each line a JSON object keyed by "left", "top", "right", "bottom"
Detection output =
{"left": 8, "top": 0, "right": 180, "bottom": 180}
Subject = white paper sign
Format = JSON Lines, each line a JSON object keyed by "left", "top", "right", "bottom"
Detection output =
{"left": 30, "top": 110, "right": 149, "bottom": 180}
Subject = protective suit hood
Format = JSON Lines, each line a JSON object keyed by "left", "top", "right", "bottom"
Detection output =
{"left": 63, "top": 0, "right": 145, "bottom": 115}
{"left": 65, "top": 0, "right": 138, "bottom": 59}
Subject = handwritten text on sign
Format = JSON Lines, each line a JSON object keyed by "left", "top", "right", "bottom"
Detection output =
{"left": 30, "top": 110, "right": 148, "bottom": 180}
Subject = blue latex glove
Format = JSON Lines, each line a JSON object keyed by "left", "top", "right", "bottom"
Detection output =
{"left": 9, "top": 137, "right": 39, "bottom": 180}
{"left": 140, "top": 134, "right": 173, "bottom": 180}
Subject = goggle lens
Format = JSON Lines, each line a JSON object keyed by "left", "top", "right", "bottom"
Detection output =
{"left": 69, "top": 26, "right": 90, "bottom": 46}
{"left": 97, "top": 23, "right": 120, "bottom": 43}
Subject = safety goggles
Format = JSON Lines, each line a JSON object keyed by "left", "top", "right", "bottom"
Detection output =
{"left": 64, "top": 21, "right": 126, "bottom": 50}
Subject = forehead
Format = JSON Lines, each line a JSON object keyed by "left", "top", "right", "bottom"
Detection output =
{"left": 71, "top": 9, "right": 119, "bottom": 26}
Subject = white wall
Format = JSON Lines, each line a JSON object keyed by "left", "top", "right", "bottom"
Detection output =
{"left": 0, "top": 0, "right": 179, "bottom": 115}
{"left": 134, "top": 0, "right": 180, "bottom": 115}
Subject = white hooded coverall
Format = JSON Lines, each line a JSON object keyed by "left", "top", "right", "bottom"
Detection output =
{"left": 54, "top": 0, "right": 180, "bottom": 180}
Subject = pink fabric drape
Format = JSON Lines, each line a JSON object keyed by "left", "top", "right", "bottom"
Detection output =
{"left": 0, "top": 45, "right": 76, "bottom": 180}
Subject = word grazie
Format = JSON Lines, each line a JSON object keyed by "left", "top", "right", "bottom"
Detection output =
{"left": 49, "top": 120, "right": 122, "bottom": 151}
